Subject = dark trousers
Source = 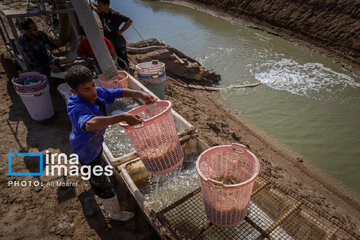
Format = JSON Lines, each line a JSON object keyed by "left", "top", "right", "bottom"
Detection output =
{"left": 110, "top": 35, "right": 129, "bottom": 68}
{"left": 83, "top": 150, "right": 115, "bottom": 199}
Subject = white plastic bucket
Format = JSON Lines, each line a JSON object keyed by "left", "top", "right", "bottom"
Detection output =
{"left": 17, "top": 85, "right": 54, "bottom": 121}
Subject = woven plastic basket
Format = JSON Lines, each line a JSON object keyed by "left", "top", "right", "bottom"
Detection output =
{"left": 98, "top": 70, "right": 128, "bottom": 89}
{"left": 119, "top": 100, "right": 183, "bottom": 175}
{"left": 196, "top": 143, "right": 260, "bottom": 227}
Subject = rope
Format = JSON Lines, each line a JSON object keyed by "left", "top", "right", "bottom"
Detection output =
{"left": 131, "top": 24, "right": 149, "bottom": 47}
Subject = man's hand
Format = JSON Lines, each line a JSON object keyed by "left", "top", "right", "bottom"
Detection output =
{"left": 140, "top": 92, "right": 157, "bottom": 105}
{"left": 122, "top": 113, "right": 143, "bottom": 126}
{"left": 122, "top": 89, "right": 157, "bottom": 104}
{"left": 117, "top": 19, "right": 133, "bottom": 37}
{"left": 88, "top": 0, "right": 99, "bottom": 13}
{"left": 49, "top": 64, "right": 61, "bottom": 73}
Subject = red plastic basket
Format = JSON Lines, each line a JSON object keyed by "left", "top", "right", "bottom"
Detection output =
{"left": 119, "top": 100, "right": 183, "bottom": 175}
{"left": 196, "top": 143, "right": 260, "bottom": 227}
{"left": 98, "top": 70, "right": 128, "bottom": 89}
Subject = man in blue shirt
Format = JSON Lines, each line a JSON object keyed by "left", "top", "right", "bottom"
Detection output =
{"left": 19, "top": 18, "right": 61, "bottom": 76}
{"left": 66, "top": 65, "right": 156, "bottom": 221}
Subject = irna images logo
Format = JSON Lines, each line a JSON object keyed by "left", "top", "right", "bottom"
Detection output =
{"left": 8, "top": 150, "right": 43, "bottom": 176}
{"left": 8, "top": 150, "right": 113, "bottom": 180}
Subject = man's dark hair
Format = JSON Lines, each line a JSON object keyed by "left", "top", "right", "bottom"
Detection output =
{"left": 65, "top": 65, "right": 93, "bottom": 90}
{"left": 21, "top": 18, "right": 35, "bottom": 31}
{"left": 97, "top": 0, "right": 110, "bottom": 6}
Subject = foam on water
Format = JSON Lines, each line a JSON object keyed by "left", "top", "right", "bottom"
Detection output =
{"left": 197, "top": 46, "right": 235, "bottom": 67}
{"left": 139, "top": 154, "right": 200, "bottom": 212}
{"left": 252, "top": 58, "right": 360, "bottom": 101}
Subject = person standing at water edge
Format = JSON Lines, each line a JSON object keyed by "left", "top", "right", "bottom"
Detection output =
{"left": 65, "top": 65, "right": 156, "bottom": 221}
{"left": 90, "top": 0, "right": 133, "bottom": 69}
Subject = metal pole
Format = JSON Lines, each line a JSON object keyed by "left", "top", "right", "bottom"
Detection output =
{"left": 0, "top": 16, "right": 11, "bottom": 42}
{"left": 0, "top": 22, "right": 7, "bottom": 45}
{"left": 70, "top": 0, "right": 118, "bottom": 80}
{"left": 7, "top": 16, "right": 28, "bottom": 71}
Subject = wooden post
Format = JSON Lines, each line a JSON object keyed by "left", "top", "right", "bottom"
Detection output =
{"left": 70, "top": 0, "right": 118, "bottom": 80}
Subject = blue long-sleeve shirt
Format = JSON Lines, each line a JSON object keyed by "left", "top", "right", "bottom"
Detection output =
{"left": 67, "top": 87, "right": 123, "bottom": 164}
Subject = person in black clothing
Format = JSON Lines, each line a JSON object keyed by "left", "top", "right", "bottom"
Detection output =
{"left": 19, "top": 18, "right": 61, "bottom": 75}
{"left": 90, "top": 0, "right": 132, "bottom": 69}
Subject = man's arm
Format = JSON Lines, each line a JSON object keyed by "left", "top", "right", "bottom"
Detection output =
{"left": 84, "top": 113, "right": 142, "bottom": 131}
{"left": 117, "top": 19, "right": 132, "bottom": 37}
{"left": 99, "top": 87, "right": 156, "bottom": 105}
{"left": 41, "top": 31, "right": 58, "bottom": 50}
{"left": 122, "top": 88, "right": 156, "bottom": 105}
{"left": 89, "top": 1, "right": 100, "bottom": 14}
{"left": 110, "top": 49, "right": 117, "bottom": 61}
{"left": 104, "top": 37, "right": 117, "bottom": 61}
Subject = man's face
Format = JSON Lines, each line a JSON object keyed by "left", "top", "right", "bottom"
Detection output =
{"left": 97, "top": 1, "right": 108, "bottom": 13}
{"left": 27, "top": 23, "right": 40, "bottom": 38}
{"left": 71, "top": 80, "right": 97, "bottom": 103}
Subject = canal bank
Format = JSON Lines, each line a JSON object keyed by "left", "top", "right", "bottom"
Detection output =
{"left": 126, "top": 40, "right": 360, "bottom": 234}
{"left": 163, "top": 0, "right": 360, "bottom": 75}
{"left": 116, "top": 0, "right": 360, "bottom": 195}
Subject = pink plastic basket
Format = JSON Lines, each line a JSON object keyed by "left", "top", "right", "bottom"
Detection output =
{"left": 119, "top": 100, "right": 183, "bottom": 175}
{"left": 98, "top": 70, "right": 128, "bottom": 89}
{"left": 196, "top": 143, "right": 260, "bottom": 227}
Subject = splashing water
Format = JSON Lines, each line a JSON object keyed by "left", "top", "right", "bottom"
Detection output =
{"left": 253, "top": 58, "right": 360, "bottom": 101}
{"left": 197, "top": 46, "right": 235, "bottom": 68}
{"left": 139, "top": 154, "right": 200, "bottom": 212}
{"left": 104, "top": 124, "right": 135, "bottom": 158}
{"left": 104, "top": 99, "right": 140, "bottom": 158}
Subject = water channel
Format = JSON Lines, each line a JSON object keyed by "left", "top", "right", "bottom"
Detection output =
{"left": 109, "top": 0, "right": 360, "bottom": 193}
